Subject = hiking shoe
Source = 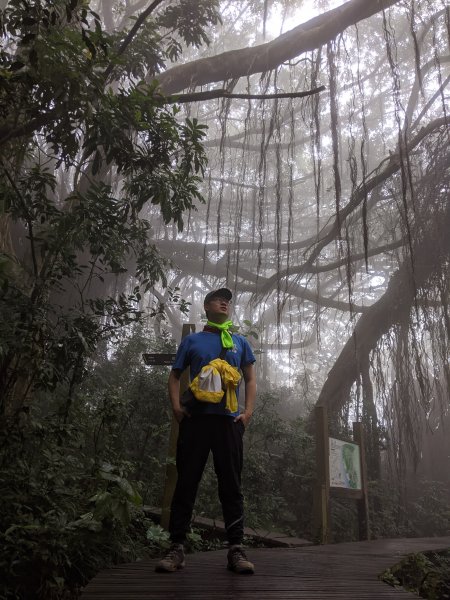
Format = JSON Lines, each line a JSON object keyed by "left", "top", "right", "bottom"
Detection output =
{"left": 155, "top": 543, "right": 185, "bottom": 572}
{"left": 227, "top": 545, "right": 254, "bottom": 574}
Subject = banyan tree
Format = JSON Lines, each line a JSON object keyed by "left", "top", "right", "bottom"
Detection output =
{"left": 151, "top": 0, "right": 450, "bottom": 488}
{"left": 1, "top": 0, "right": 449, "bottom": 502}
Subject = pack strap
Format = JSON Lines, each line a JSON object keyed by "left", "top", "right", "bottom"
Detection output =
{"left": 219, "top": 346, "right": 228, "bottom": 360}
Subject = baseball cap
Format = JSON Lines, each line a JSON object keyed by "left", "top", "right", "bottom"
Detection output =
{"left": 204, "top": 288, "right": 233, "bottom": 304}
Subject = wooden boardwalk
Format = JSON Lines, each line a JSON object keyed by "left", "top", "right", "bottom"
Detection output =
{"left": 82, "top": 536, "right": 450, "bottom": 599}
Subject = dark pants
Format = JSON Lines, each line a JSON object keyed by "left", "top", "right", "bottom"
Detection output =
{"left": 169, "top": 415, "right": 245, "bottom": 545}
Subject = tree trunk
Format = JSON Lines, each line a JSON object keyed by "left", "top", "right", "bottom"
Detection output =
{"left": 316, "top": 209, "right": 450, "bottom": 414}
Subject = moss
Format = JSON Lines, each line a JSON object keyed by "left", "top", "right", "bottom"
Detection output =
{"left": 380, "top": 549, "right": 450, "bottom": 600}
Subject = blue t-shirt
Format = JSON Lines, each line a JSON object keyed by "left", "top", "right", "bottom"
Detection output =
{"left": 173, "top": 331, "right": 256, "bottom": 417}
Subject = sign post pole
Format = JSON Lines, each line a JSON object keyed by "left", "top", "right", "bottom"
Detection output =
{"left": 353, "top": 421, "right": 370, "bottom": 541}
{"left": 314, "top": 405, "right": 331, "bottom": 544}
{"left": 313, "top": 404, "right": 370, "bottom": 543}
{"left": 160, "top": 323, "right": 195, "bottom": 530}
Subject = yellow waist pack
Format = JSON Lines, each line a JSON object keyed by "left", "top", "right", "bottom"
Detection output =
{"left": 189, "top": 358, "right": 241, "bottom": 413}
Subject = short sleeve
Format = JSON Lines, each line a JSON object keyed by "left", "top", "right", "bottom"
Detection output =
{"left": 172, "top": 335, "right": 191, "bottom": 371}
{"left": 240, "top": 336, "right": 256, "bottom": 368}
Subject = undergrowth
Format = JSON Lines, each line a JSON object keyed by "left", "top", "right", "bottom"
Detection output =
{"left": 380, "top": 549, "right": 450, "bottom": 600}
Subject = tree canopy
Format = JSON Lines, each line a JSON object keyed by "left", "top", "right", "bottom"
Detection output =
{"left": 1, "top": 0, "right": 449, "bottom": 461}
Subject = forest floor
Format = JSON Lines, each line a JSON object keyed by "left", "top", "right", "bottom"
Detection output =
{"left": 380, "top": 548, "right": 450, "bottom": 599}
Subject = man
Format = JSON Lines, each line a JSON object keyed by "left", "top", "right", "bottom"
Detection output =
{"left": 155, "top": 288, "right": 257, "bottom": 574}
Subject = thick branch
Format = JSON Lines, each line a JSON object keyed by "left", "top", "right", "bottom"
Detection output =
{"left": 167, "top": 86, "right": 326, "bottom": 103}
{"left": 208, "top": 173, "right": 314, "bottom": 191}
{"left": 157, "top": 0, "right": 402, "bottom": 93}
{"left": 405, "top": 55, "right": 450, "bottom": 131}
{"left": 259, "top": 239, "right": 405, "bottom": 296}
{"left": 202, "top": 54, "right": 388, "bottom": 150}
{"left": 168, "top": 253, "right": 366, "bottom": 313}
{"left": 303, "top": 117, "right": 450, "bottom": 269}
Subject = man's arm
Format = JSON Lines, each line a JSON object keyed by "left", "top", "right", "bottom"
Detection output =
{"left": 168, "top": 369, "right": 189, "bottom": 423}
{"left": 234, "top": 363, "right": 256, "bottom": 427}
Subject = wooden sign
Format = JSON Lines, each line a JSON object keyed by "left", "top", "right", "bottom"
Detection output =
{"left": 313, "top": 405, "right": 370, "bottom": 543}
{"left": 159, "top": 323, "right": 196, "bottom": 529}
{"left": 142, "top": 353, "right": 177, "bottom": 366}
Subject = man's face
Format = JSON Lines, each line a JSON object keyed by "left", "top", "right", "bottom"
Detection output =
{"left": 204, "top": 295, "right": 232, "bottom": 321}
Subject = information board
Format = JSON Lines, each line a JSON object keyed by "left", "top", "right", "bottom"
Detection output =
{"left": 329, "top": 437, "right": 362, "bottom": 490}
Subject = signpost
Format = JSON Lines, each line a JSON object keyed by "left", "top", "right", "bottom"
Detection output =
{"left": 143, "top": 353, "right": 177, "bottom": 366}
{"left": 313, "top": 405, "right": 370, "bottom": 543}
{"left": 142, "top": 324, "right": 196, "bottom": 530}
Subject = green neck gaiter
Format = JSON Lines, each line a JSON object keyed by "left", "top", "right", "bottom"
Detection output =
{"left": 206, "top": 320, "right": 234, "bottom": 349}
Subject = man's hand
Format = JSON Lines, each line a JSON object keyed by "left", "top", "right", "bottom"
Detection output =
{"left": 234, "top": 411, "right": 252, "bottom": 428}
{"left": 169, "top": 370, "right": 189, "bottom": 423}
{"left": 173, "top": 406, "right": 190, "bottom": 423}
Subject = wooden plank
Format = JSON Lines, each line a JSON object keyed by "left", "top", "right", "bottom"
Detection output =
{"left": 82, "top": 536, "right": 450, "bottom": 600}
{"left": 330, "top": 487, "right": 363, "bottom": 499}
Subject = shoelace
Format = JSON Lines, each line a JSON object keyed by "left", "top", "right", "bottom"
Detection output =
{"left": 167, "top": 547, "right": 182, "bottom": 559}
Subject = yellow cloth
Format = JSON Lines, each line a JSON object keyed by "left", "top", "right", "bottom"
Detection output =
{"left": 189, "top": 358, "right": 241, "bottom": 413}
{"left": 206, "top": 320, "right": 234, "bottom": 349}
{"left": 189, "top": 362, "right": 224, "bottom": 404}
